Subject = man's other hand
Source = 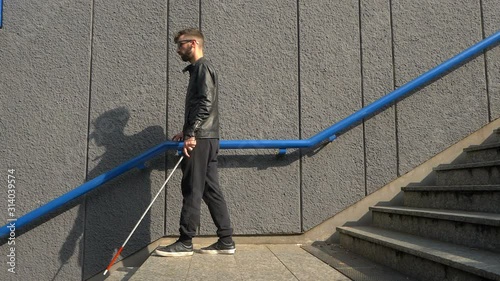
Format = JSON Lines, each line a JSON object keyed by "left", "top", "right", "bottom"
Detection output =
{"left": 172, "top": 132, "right": 184, "bottom": 141}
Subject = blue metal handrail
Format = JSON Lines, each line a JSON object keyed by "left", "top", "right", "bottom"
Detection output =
{"left": 1, "top": 30, "right": 499, "bottom": 239}
{"left": 0, "top": 0, "right": 3, "bottom": 28}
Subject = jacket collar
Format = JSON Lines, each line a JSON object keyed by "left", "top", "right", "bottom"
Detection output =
{"left": 182, "top": 57, "right": 206, "bottom": 73}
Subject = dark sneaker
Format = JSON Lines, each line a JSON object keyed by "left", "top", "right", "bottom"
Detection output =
{"left": 199, "top": 240, "right": 235, "bottom": 255}
{"left": 155, "top": 241, "right": 193, "bottom": 257}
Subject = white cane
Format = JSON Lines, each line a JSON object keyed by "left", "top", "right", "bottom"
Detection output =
{"left": 103, "top": 156, "right": 184, "bottom": 275}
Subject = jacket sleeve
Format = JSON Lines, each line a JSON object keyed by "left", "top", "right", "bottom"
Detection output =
{"left": 183, "top": 66, "right": 214, "bottom": 137}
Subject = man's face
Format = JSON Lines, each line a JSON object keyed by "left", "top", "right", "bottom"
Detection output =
{"left": 176, "top": 35, "right": 195, "bottom": 62}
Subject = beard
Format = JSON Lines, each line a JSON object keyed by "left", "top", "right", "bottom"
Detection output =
{"left": 180, "top": 46, "right": 193, "bottom": 62}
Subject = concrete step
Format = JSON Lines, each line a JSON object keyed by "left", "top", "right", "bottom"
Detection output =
{"left": 483, "top": 128, "right": 500, "bottom": 144}
{"left": 338, "top": 226, "right": 500, "bottom": 281}
{"left": 303, "top": 242, "right": 417, "bottom": 281}
{"left": 434, "top": 160, "right": 500, "bottom": 185}
{"left": 370, "top": 206, "right": 500, "bottom": 252}
{"left": 401, "top": 185, "right": 500, "bottom": 213}
{"left": 464, "top": 142, "right": 500, "bottom": 162}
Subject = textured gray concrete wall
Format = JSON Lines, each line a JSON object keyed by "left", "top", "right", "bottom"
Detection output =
{"left": 199, "top": 0, "right": 301, "bottom": 235}
{"left": 82, "top": 0, "right": 167, "bottom": 278}
{"left": 1, "top": 0, "right": 499, "bottom": 280}
{"left": 483, "top": 0, "right": 500, "bottom": 119}
{"left": 300, "top": 0, "right": 365, "bottom": 230}
{"left": 393, "top": 0, "right": 489, "bottom": 175}
{"left": 0, "top": 1, "right": 92, "bottom": 280}
{"left": 361, "top": 0, "right": 397, "bottom": 195}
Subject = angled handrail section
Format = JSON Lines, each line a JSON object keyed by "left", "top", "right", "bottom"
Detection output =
{"left": 1, "top": 30, "right": 499, "bottom": 239}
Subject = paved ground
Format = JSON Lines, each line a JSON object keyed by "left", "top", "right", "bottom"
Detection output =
{"left": 106, "top": 244, "right": 351, "bottom": 281}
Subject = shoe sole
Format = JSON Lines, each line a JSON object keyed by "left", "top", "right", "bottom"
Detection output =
{"left": 155, "top": 250, "right": 194, "bottom": 257}
{"left": 199, "top": 249, "right": 235, "bottom": 255}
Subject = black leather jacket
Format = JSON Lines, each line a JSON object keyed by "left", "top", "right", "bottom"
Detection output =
{"left": 182, "top": 57, "right": 219, "bottom": 139}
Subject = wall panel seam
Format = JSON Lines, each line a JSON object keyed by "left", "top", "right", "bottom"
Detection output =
{"left": 479, "top": 0, "right": 492, "bottom": 122}
{"left": 164, "top": 0, "right": 170, "bottom": 237}
{"left": 389, "top": 0, "right": 400, "bottom": 177}
{"left": 359, "top": 0, "right": 367, "bottom": 197}
{"left": 199, "top": 0, "right": 202, "bottom": 31}
{"left": 82, "top": 0, "right": 97, "bottom": 279}
{"left": 297, "top": 0, "right": 304, "bottom": 232}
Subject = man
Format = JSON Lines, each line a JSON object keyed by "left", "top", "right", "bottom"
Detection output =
{"left": 155, "top": 28, "right": 235, "bottom": 257}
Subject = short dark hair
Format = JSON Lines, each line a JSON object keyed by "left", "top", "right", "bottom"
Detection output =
{"left": 174, "top": 28, "right": 204, "bottom": 47}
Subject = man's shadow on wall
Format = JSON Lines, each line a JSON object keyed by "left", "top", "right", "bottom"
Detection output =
{"left": 57, "top": 107, "right": 166, "bottom": 280}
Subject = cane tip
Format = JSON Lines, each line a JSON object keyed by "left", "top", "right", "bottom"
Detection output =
{"left": 103, "top": 269, "right": 108, "bottom": 275}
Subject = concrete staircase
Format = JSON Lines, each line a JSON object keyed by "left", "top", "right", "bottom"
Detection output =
{"left": 335, "top": 128, "right": 500, "bottom": 281}
{"left": 96, "top": 125, "right": 500, "bottom": 281}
